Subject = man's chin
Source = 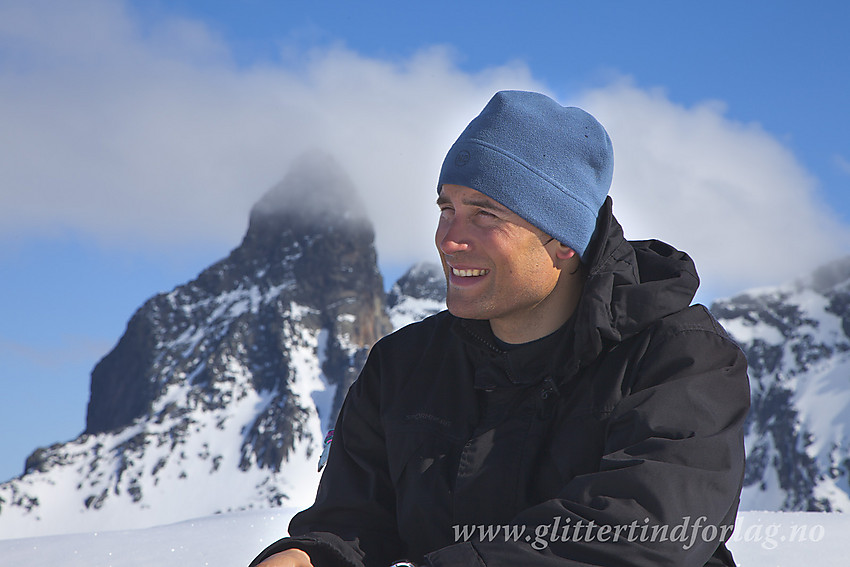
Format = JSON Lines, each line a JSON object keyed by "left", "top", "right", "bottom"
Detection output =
{"left": 445, "top": 298, "right": 490, "bottom": 321}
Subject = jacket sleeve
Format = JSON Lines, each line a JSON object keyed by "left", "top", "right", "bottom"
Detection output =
{"left": 425, "top": 319, "right": 750, "bottom": 567}
{"left": 248, "top": 343, "right": 403, "bottom": 567}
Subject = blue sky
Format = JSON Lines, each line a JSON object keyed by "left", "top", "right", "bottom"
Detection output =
{"left": 1, "top": 0, "right": 849, "bottom": 482}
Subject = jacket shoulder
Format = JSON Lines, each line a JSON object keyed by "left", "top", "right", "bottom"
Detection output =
{"left": 631, "top": 304, "right": 749, "bottom": 391}
{"left": 650, "top": 303, "right": 736, "bottom": 345}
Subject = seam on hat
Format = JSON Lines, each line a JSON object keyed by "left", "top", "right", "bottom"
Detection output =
{"left": 466, "top": 137, "right": 597, "bottom": 214}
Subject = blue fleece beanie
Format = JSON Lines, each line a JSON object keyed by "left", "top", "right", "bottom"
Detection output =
{"left": 438, "top": 90, "right": 613, "bottom": 261}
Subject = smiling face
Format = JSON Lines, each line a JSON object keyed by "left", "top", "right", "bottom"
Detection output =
{"left": 435, "top": 184, "right": 584, "bottom": 343}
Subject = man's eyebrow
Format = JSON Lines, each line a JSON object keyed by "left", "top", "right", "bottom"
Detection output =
{"left": 463, "top": 197, "right": 509, "bottom": 212}
{"left": 436, "top": 193, "right": 510, "bottom": 213}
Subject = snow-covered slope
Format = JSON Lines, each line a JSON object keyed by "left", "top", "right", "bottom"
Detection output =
{"left": 713, "top": 256, "right": 850, "bottom": 512}
{"left": 386, "top": 261, "right": 446, "bottom": 329}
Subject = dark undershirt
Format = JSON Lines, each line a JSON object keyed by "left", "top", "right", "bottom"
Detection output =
{"left": 491, "top": 318, "right": 573, "bottom": 353}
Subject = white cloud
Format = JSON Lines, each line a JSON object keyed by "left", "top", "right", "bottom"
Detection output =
{"left": 1, "top": 0, "right": 847, "bottom": 300}
{"left": 577, "top": 81, "right": 850, "bottom": 297}
{"left": 0, "top": 0, "right": 540, "bottom": 263}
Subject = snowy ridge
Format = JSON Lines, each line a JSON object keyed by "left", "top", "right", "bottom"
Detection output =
{"left": 713, "top": 256, "right": 850, "bottom": 511}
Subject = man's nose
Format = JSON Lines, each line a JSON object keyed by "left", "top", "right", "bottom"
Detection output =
{"left": 436, "top": 217, "right": 470, "bottom": 255}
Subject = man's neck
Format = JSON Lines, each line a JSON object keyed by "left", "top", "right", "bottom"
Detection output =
{"left": 490, "top": 315, "right": 570, "bottom": 345}
{"left": 489, "top": 276, "right": 583, "bottom": 344}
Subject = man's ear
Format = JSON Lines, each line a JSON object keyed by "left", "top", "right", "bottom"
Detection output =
{"left": 555, "top": 242, "right": 578, "bottom": 261}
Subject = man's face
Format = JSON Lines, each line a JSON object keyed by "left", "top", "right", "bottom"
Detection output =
{"left": 435, "top": 184, "right": 577, "bottom": 340}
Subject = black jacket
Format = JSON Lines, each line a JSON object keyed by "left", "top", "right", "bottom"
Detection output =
{"left": 250, "top": 198, "right": 750, "bottom": 567}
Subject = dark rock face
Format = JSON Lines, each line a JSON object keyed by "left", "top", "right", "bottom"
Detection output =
{"left": 86, "top": 313, "right": 162, "bottom": 435}
{"left": 712, "top": 255, "right": 850, "bottom": 511}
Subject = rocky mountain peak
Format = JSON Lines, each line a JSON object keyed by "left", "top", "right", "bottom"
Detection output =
{"left": 84, "top": 151, "right": 390, "bottom": 438}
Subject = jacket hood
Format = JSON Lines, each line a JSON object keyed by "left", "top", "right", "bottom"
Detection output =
{"left": 573, "top": 196, "right": 700, "bottom": 365}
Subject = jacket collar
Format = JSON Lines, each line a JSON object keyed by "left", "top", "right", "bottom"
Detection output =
{"left": 573, "top": 196, "right": 700, "bottom": 366}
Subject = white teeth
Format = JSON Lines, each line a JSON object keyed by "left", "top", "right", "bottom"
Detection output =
{"left": 452, "top": 268, "right": 489, "bottom": 277}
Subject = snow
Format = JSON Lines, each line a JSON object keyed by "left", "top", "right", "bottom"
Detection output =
{"left": 309, "top": 329, "right": 338, "bottom": 435}
{"left": 796, "top": 355, "right": 850, "bottom": 453}
{"left": 721, "top": 317, "right": 785, "bottom": 345}
{"left": 0, "top": 510, "right": 846, "bottom": 566}
{"left": 0, "top": 509, "right": 293, "bottom": 566}
{"left": 388, "top": 296, "right": 444, "bottom": 329}
{"left": 740, "top": 430, "right": 795, "bottom": 513}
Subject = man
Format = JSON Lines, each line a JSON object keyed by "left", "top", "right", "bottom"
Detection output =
{"left": 249, "top": 91, "right": 750, "bottom": 566}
